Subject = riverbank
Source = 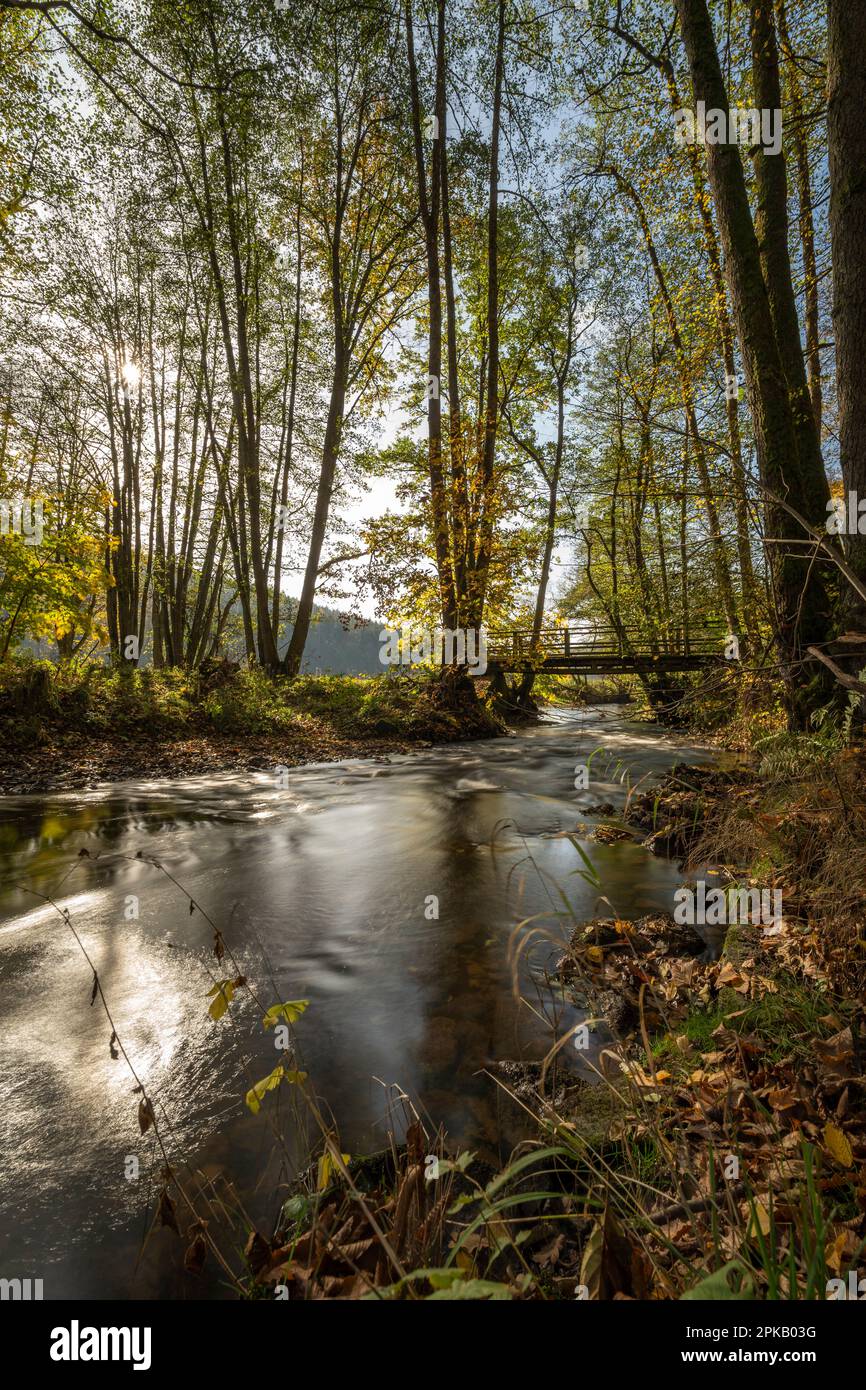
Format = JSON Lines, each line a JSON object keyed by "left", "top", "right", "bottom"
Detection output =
{"left": 532, "top": 746, "right": 865, "bottom": 1297}
{"left": 546, "top": 744, "right": 866, "bottom": 1299}
{"left": 238, "top": 739, "right": 866, "bottom": 1300}
{"left": 0, "top": 660, "right": 505, "bottom": 792}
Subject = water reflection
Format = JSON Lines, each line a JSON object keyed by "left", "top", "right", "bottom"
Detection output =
{"left": 0, "top": 706, "right": 713, "bottom": 1297}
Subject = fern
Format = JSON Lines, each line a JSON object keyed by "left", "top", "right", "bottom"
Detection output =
{"left": 753, "top": 731, "right": 838, "bottom": 779}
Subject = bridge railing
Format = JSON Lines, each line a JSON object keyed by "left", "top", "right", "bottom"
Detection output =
{"left": 485, "top": 621, "right": 727, "bottom": 664}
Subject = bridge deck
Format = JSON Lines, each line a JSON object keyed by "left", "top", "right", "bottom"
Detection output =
{"left": 484, "top": 623, "right": 726, "bottom": 675}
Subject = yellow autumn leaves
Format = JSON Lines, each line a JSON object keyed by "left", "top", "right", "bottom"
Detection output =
{"left": 205, "top": 982, "right": 311, "bottom": 1114}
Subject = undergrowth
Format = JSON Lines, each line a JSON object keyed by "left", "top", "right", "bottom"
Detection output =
{"left": 0, "top": 656, "right": 503, "bottom": 747}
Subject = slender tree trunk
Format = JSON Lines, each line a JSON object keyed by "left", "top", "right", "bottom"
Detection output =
{"left": 284, "top": 363, "right": 346, "bottom": 676}
{"left": 680, "top": 420, "right": 691, "bottom": 651}
{"left": 750, "top": 2, "right": 825, "bottom": 505}
{"left": 406, "top": 0, "right": 457, "bottom": 630}
{"left": 664, "top": 70, "right": 759, "bottom": 642}
{"left": 469, "top": 0, "right": 505, "bottom": 627}
{"left": 516, "top": 376, "right": 566, "bottom": 705}
{"left": 606, "top": 165, "right": 738, "bottom": 636}
{"left": 271, "top": 154, "right": 304, "bottom": 648}
{"left": 827, "top": 0, "right": 866, "bottom": 604}
{"left": 440, "top": 2, "right": 468, "bottom": 627}
{"left": 775, "top": 0, "right": 822, "bottom": 438}
{"left": 610, "top": 8, "right": 761, "bottom": 641}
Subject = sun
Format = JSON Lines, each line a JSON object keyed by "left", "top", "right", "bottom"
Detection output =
{"left": 120, "top": 358, "right": 140, "bottom": 392}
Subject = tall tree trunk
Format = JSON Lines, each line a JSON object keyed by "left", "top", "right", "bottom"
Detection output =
{"left": 271, "top": 154, "right": 304, "bottom": 647}
{"left": 469, "top": 0, "right": 505, "bottom": 628}
{"left": 516, "top": 376, "right": 566, "bottom": 705}
{"left": 606, "top": 165, "right": 739, "bottom": 636}
{"left": 750, "top": 2, "right": 825, "bottom": 508}
{"left": 674, "top": 0, "right": 832, "bottom": 725}
{"left": 680, "top": 419, "right": 691, "bottom": 651}
{"left": 775, "top": 0, "right": 822, "bottom": 438}
{"left": 611, "top": 14, "right": 759, "bottom": 639}
{"left": 406, "top": 0, "right": 457, "bottom": 631}
{"left": 665, "top": 70, "right": 759, "bottom": 642}
{"left": 827, "top": 0, "right": 866, "bottom": 605}
{"left": 440, "top": 1, "right": 468, "bottom": 627}
{"left": 284, "top": 363, "right": 346, "bottom": 676}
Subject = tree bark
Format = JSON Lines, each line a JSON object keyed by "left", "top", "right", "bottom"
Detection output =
{"left": 828, "top": 0, "right": 866, "bottom": 604}
{"left": 468, "top": 0, "right": 505, "bottom": 628}
{"left": 406, "top": 0, "right": 457, "bottom": 630}
{"left": 674, "top": 0, "right": 832, "bottom": 724}
{"left": 284, "top": 357, "right": 346, "bottom": 676}
{"left": 775, "top": 0, "right": 822, "bottom": 438}
{"left": 440, "top": 3, "right": 468, "bottom": 627}
{"left": 605, "top": 164, "right": 739, "bottom": 637}
{"left": 750, "top": 2, "right": 825, "bottom": 508}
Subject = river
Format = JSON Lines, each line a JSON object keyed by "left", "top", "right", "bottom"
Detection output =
{"left": 0, "top": 704, "right": 714, "bottom": 1298}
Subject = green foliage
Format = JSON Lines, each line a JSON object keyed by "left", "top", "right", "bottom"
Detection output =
{"left": 207, "top": 980, "right": 238, "bottom": 1022}
{"left": 811, "top": 667, "right": 866, "bottom": 747}
{"left": 653, "top": 977, "right": 847, "bottom": 1071}
{"left": 262, "top": 1000, "right": 309, "bottom": 1028}
{"left": 533, "top": 673, "right": 636, "bottom": 706}
{"left": 200, "top": 667, "right": 299, "bottom": 734}
{"left": 0, "top": 495, "right": 111, "bottom": 656}
{"left": 244, "top": 1063, "right": 307, "bottom": 1117}
{"left": 679, "top": 667, "right": 788, "bottom": 747}
{"left": 754, "top": 730, "right": 840, "bottom": 779}
{"left": 680, "top": 1260, "right": 756, "bottom": 1301}
{"left": 0, "top": 658, "right": 501, "bottom": 747}
{"left": 369, "top": 1268, "right": 519, "bottom": 1301}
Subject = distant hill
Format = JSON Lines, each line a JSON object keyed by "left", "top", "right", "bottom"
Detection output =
{"left": 278, "top": 604, "right": 383, "bottom": 675}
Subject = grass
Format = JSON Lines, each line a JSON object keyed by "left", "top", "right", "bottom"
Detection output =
{"left": 0, "top": 656, "right": 504, "bottom": 748}
{"left": 651, "top": 975, "right": 851, "bottom": 1069}
{"left": 462, "top": 962, "right": 863, "bottom": 1300}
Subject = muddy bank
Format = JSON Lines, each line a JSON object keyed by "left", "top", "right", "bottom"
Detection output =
{"left": 621, "top": 761, "right": 753, "bottom": 860}
{"left": 0, "top": 729, "right": 425, "bottom": 794}
{"left": 557, "top": 911, "right": 723, "bottom": 1050}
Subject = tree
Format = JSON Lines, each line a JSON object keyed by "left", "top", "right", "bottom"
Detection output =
{"left": 827, "top": 0, "right": 866, "bottom": 612}
{"left": 674, "top": 0, "right": 831, "bottom": 725}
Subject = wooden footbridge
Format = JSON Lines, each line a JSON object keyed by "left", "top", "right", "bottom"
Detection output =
{"left": 484, "top": 622, "right": 727, "bottom": 676}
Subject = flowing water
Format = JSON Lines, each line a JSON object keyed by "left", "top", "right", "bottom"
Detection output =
{"left": 0, "top": 705, "right": 715, "bottom": 1298}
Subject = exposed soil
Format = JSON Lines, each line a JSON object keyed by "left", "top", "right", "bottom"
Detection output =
{"left": 0, "top": 729, "right": 423, "bottom": 794}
